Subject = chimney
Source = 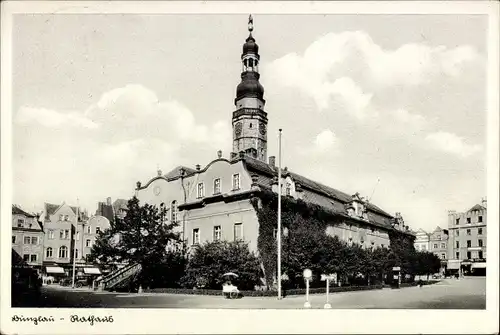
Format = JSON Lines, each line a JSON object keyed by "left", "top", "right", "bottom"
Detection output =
{"left": 106, "top": 197, "right": 112, "bottom": 206}
{"left": 217, "top": 150, "right": 222, "bottom": 159}
{"left": 481, "top": 197, "right": 487, "bottom": 208}
{"left": 196, "top": 164, "right": 201, "bottom": 171}
{"left": 269, "top": 156, "right": 276, "bottom": 167}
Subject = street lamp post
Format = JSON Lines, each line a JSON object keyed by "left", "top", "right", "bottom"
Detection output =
{"left": 71, "top": 199, "right": 80, "bottom": 289}
{"left": 277, "top": 129, "right": 283, "bottom": 300}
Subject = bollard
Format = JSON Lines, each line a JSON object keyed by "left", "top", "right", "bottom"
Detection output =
{"left": 304, "top": 279, "right": 311, "bottom": 308}
{"left": 324, "top": 278, "right": 331, "bottom": 309}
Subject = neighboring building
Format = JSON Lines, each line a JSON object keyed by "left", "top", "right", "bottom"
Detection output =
{"left": 447, "top": 199, "right": 487, "bottom": 275}
{"left": 135, "top": 17, "right": 414, "bottom": 260}
{"left": 429, "top": 226, "right": 449, "bottom": 273}
{"left": 414, "top": 228, "right": 430, "bottom": 252}
{"left": 40, "top": 202, "right": 87, "bottom": 276}
{"left": 80, "top": 215, "right": 111, "bottom": 260}
{"left": 112, "top": 198, "right": 128, "bottom": 220}
{"left": 11, "top": 205, "right": 44, "bottom": 269}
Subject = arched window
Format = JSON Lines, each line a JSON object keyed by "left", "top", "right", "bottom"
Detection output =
{"left": 46, "top": 247, "right": 53, "bottom": 258}
{"left": 171, "top": 201, "right": 178, "bottom": 223}
{"left": 58, "top": 246, "right": 68, "bottom": 258}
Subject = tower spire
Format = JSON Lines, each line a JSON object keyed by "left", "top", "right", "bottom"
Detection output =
{"left": 232, "top": 15, "right": 268, "bottom": 162}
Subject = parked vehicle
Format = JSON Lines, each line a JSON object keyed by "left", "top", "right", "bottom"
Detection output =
{"left": 12, "top": 266, "right": 41, "bottom": 302}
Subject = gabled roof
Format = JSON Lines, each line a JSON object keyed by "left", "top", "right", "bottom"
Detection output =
{"left": 12, "top": 205, "right": 36, "bottom": 217}
{"left": 433, "top": 226, "right": 442, "bottom": 232}
{"left": 164, "top": 165, "right": 197, "bottom": 180}
{"left": 468, "top": 204, "right": 486, "bottom": 212}
{"left": 44, "top": 202, "right": 85, "bottom": 221}
{"left": 241, "top": 156, "right": 401, "bottom": 232}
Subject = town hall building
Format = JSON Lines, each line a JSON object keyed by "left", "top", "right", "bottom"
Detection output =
{"left": 136, "top": 16, "right": 414, "bottom": 255}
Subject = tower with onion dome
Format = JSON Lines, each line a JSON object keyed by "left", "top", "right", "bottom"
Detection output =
{"left": 232, "top": 15, "right": 268, "bottom": 162}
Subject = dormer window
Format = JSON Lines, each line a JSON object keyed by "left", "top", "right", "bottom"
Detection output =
{"left": 213, "top": 178, "right": 221, "bottom": 194}
{"left": 197, "top": 183, "right": 205, "bottom": 199}
{"left": 285, "top": 183, "right": 291, "bottom": 196}
{"left": 232, "top": 174, "right": 240, "bottom": 190}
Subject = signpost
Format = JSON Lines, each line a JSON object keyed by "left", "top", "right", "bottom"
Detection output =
{"left": 303, "top": 269, "right": 312, "bottom": 308}
{"left": 320, "top": 274, "right": 333, "bottom": 309}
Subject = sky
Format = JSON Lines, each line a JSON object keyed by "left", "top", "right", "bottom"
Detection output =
{"left": 11, "top": 14, "right": 487, "bottom": 232}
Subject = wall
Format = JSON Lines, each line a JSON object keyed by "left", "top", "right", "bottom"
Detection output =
{"left": 448, "top": 207, "right": 487, "bottom": 260}
{"left": 326, "top": 221, "right": 390, "bottom": 248}
{"left": 12, "top": 213, "right": 43, "bottom": 266}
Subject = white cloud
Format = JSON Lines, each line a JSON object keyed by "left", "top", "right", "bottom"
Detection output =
{"left": 425, "top": 131, "right": 483, "bottom": 158}
{"left": 314, "top": 129, "right": 337, "bottom": 152}
{"left": 264, "top": 30, "right": 479, "bottom": 112}
{"left": 17, "top": 106, "right": 99, "bottom": 129}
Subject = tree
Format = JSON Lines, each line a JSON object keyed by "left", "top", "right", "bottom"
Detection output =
{"left": 181, "top": 241, "right": 262, "bottom": 290}
{"left": 88, "top": 196, "right": 185, "bottom": 288}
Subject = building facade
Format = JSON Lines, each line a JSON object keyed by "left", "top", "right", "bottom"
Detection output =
{"left": 429, "top": 226, "right": 449, "bottom": 261}
{"left": 447, "top": 199, "right": 487, "bottom": 275}
{"left": 414, "top": 228, "right": 430, "bottom": 252}
{"left": 11, "top": 205, "right": 44, "bottom": 269}
{"left": 135, "top": 17, "right": 414, "bottom": 260}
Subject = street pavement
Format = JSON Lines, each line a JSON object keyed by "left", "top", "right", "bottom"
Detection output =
{"left": 16, "top": 276, "right": 486, "bottom": 309}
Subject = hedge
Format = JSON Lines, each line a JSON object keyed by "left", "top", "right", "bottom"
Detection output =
{"left": 143, "top": 284, "right": 385, "bottom": 296}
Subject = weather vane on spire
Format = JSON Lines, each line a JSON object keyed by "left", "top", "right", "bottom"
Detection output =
{"left": 248, "top": 14, "right": 254, "bottom": 32}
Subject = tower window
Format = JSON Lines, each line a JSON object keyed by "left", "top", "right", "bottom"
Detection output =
{"left": 249, "top": 123, "right": 252, "bottom": 128}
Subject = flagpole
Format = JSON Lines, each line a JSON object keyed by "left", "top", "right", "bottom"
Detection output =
{"left": 277, "top": 129, "right": 282, "bottom": 300}
{"left": 71, "top": 199, "right": 79, "bottom": 288}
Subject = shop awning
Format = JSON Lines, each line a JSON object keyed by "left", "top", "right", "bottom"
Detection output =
{"left": 472, "top": 262, "right": 486, "bottom": 269}
{"left": 46, "top": 266, "right": 65, "bottom": 274}
{"left": 83, "top": 267, "right": 101, "bottom": 275}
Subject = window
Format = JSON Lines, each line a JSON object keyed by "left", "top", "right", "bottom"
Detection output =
{"left": 59, "top": 214, "right": 64, "bottom": 221}
{"left": 441, "top": 253, "right": 446, "bottom": 259}
{"left": 192, "top": 228, "right": 200, "bottom": 245}
{"left": 30, "top": 254, "right": 37, "bottom": 262}
{"left": 48, "top": 230, "right": 54, "bottom": 239}
{"left": 467, "top": 240, "right": 471, "bottom": 248}
{"left": 171, "top": 201, "right": 178, "bottom": 223}
{"left": 23, "top": 254, "right": 29, "bottom": 262}
{"left": 234, "top": 223, "right": 243, "bottom": 241}
{"left": 478, "top": 228, "right": 483, "bottom": 235}
{"left": 381, "top": 244, "right": 385, "bottom": 248}
{"left": 17, "top": 219, "right": 24, "bottom": 227}
{"left": 467, "top": 229, "right": 471, "bottom": 235}
{"left": 455, "top": 218, "right": 459, "bottom": 225}
{"left": 455, "top": 252, "right": 460, "bottom": 259}
{"left": 422, "top": 244, "right": 427, "bottom": 250}
{"left": 467, "top": 251, "right": 471, "bottom": 259}
{"left": 64, "top": 229, "right": 70, "bottom": 239}
{"left": 31, "top": 236, "right": 38, "bottom": 245}
{"left": 478, "top": 239, "right": 483, "bottom": 247}
{"left": 478, "top": 251, "right": 483, "bottom": 259}
{"left": 60, "top": 230, "right": 64, "bottom": 239}
{"left": 441, "top": 243, "right": 446, "bottom": 249}
{"left": 213, "top": 226, "right": 221, "bottom": 241}
{"left": 478, "top": 216, "right": 483, "bottom": 223}
{"left": 24, "top": 236, "right": 31, "bottom": 244}
{"left": 12, "top": 236, "right": 16, "bottom": 244}
{"left": 76, "top": 232, "right": 80, "bottom": 241}
{"left": 213, "top": 178, "right": 221, "bottom": 194}
{"left": 87, "top": 226, "right": 91, "bottom": 234}
{"left": 456, "top": 241, "right": 459, "bottom": 248}
{"left": 285, "top": 183, "right": 291, "bottom": 196}
{"left": 467, "top": 217, "right": 471, "bottom": 224}
{"left": 197, "top": 182, "right": 205, "bottom": 198}
{"left": 433, "top": 244, "right": 438, "bottom": 249}
{"left": 46, "top": 247, "right": 53, "bottom": 258}
{"left": 64, "top": 215, "right": 69, "bottom": 221}
{"left": 74, "top": 249, "right": 79, "bottom": 259}
{"left": 232, "top": 174, "right": 240, "bottom": 190}
{"left": 86, "top": 239, "right": 91, "bottom": 247}
{"left": 455, "top": 230, "right": 459, "bottom": 236}
{"left": 59, "top": 246, "right": 68, "bottom": 258}
{"left": 96, "top": 227, "right": 101, "bottom": 234}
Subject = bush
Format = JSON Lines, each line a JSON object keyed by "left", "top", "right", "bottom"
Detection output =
{"left": 181, "top": 241, "right": 262, "bottom": 290}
